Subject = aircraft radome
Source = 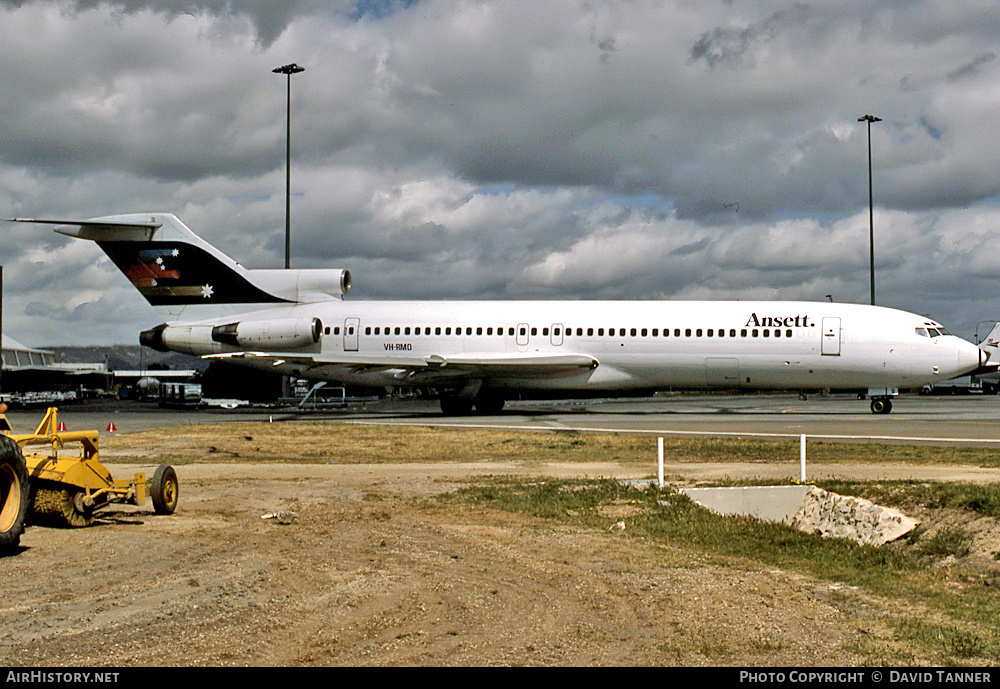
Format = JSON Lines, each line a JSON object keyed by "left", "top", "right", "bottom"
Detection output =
{"left": 8, "top": 213, "right": 996, "bottom": 415}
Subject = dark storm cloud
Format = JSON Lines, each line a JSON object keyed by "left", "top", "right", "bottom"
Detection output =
{"left": 4, "top": 0, "right": 1000, "bottom": 346}
{"left": 0, "top": 0, "right": 339, "bottom": 46}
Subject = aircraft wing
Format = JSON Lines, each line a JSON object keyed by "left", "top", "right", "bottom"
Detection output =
{"left": 205, "top": 350, "right": 599, "bottom": 380}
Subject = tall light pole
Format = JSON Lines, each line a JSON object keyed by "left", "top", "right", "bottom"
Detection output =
{"left": 273, "top": 63, "right": 305, "bottom": 269}
{"left": 858, "top": 114, "right": 881, "bottom": 305}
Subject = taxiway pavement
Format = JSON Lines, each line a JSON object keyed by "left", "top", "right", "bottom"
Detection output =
{"left": 7, "top": 392, "right": 1000, "bottom": 447}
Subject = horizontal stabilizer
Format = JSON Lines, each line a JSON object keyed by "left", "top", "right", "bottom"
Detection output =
{"left": 8, "top": 217, "right": 161, "bottom": 234}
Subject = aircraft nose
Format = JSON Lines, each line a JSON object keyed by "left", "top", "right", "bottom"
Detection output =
{"left": 956, "top": 339, "right": 983, "bottom": 374}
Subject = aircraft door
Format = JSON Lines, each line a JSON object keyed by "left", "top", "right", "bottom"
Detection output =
{"left": 516, "top": 323, "right": 529, "bottom": 348}
{"left": 551, "top": 323, "right": 564, "bottom": 346}
{"left": 344, "top": 317, "right": 360, "bottom": 351}
{"left": 821, "top": 317, "right": 841, "bottom": 356}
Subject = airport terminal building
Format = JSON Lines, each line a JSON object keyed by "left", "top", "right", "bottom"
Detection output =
{"left": 1, "top": 334, "right": 111, "bottom": 396}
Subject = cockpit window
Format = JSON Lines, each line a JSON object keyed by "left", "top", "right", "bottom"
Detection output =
{"left": 937, "top": 327, "right": 950, "bottom": 336}
{"left": 915, "top": 327, "right": 929, "bottom": 337}
{"left": 928, "top": 328, "right": 941, "bottom": 337}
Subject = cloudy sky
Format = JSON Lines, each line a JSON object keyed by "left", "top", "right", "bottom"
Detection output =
{"left": 3, "top": 0, "right": 1000, "bottom": 347}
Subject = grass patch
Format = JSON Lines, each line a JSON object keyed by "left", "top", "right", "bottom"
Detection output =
{"left": 99, "top": 420, "right": 1000, "bottom": 469}
{"left": 436, "top": 476, "right": 1000, "bottom": 665}
{"left": 821, "top": 479, "right": 1000, "bottom": 519}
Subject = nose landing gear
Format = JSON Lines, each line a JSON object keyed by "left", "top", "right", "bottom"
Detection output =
{"left": 867, "top": 387, "right": 898, "bottom": 415}
{"left": 870, "top": 397, "right": 893, "bottom": 414}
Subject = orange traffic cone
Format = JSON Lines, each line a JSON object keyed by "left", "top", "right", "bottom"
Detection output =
{"left": 57, "top": 421, "right": 67, "bottom": 431}
{"left": 106, "top": 422, "right": 117, "bottom": 432}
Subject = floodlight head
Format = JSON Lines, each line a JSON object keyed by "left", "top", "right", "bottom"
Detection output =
{"left": 858, "top": 114, "right": 882, "bottom": 123}
{"left": 273, "top": 63, "right": 305, "bottom": 75}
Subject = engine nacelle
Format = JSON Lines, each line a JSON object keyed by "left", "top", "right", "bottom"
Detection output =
{"left": 245, "top": 268, "right": 351, "bottom": 302}
{"left": 211, "top": 317, "right": 323, "bottom": 350}
{"left": 141, "top": 317, "right": 323, "bottom": 355}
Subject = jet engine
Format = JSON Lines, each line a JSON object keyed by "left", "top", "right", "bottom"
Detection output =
{"left": 141, "top": 317, "right": 322, "bottom": 354}
{"left": 211, "top": 317, "right": 323, "bottom": 350}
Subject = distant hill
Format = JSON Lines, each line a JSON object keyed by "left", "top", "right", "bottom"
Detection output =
{"left": 50, "top": 346, "right": 208, "bottom": 372}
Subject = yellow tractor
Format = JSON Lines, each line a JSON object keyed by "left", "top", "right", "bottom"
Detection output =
{"left": 1, "top": 406, "right": 177, "bottom": 542}
{"left": 0, "top": 409, "right": 28, "bottom": 551}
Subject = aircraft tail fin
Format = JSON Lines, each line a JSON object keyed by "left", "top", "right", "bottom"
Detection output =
{"left": 979, "top": 322, "right": 1000, "bottom": 356}
{"left": 8, "top": 213, "right": 350, "bottom": 320}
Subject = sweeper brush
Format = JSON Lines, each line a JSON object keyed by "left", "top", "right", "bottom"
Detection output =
{"left": 4, "top": 407, "right": 178, "bottom": 529}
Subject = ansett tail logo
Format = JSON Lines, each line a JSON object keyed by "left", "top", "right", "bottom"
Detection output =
{"left": 745, "top": 313, "right": 815, "bottom": 328}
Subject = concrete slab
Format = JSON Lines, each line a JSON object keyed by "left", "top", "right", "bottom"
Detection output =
{"left": 679, "top": 485, "right": 811, "bottom": 524}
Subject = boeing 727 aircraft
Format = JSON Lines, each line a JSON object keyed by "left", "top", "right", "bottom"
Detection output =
{"left": 8, "top": 213, "right": 994, "bottom": 414}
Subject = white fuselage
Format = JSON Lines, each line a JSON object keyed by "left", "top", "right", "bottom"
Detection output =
{"left": 168, "top": 299, "right": 983, "bottom": 394}
{"left": 14, "top": 214, "right": 985, "bottom": 407}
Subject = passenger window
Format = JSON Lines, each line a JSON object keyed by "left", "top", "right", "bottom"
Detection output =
{"left": 730, "top": 329, "right": 736, "bottom": 337}
{"left": 531, "top": 327, "right": 537, "bottom": 336}
{"left": 619, "top": 328, "right": 626, "bottom": 337}
{"left": 630, "top": 328, "right": 637, "bottom": 337}
{"left": 707, "top": 329, "right": 714, "bottom": 337}
{"left": 477, "top": 327, "right": 483, "bottom": 335}
{"left": 696, "top": 329, "right": 702, "bottom": 337}
{"left": 598, "top": 328, "right": 604, "bottom": 336}
{"left": 365, "top": 327, "right": 371, "bottom": 335}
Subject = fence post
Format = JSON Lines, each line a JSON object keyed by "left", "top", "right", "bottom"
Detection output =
{"left": 800, "top": 434, "right": 807, "bottom": 483}
{"left": 658, "top": 436, "right": 664, "bottom": 488}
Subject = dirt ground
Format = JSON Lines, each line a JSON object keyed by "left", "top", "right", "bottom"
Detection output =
{"left": 9, "top": 449, "right": 983, "bottom": 668}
